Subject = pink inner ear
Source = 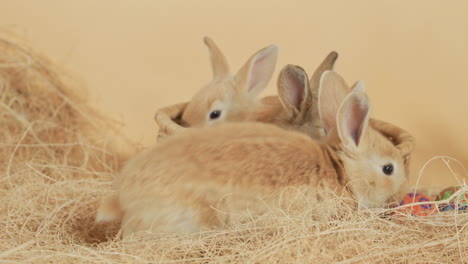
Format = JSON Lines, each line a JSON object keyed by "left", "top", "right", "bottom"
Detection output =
{"left": 284, "top": 73, "right": 305, "bottom": 109}
{"left": 248, "top": 55, "right": 267, "bottom": 92}
{"left": 346, "top": 100, "right": 369, "bottom": 146}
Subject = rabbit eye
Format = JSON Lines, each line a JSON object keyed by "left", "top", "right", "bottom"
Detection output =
{"left": 382, "top": 164, "right": 394, "bottom": 175}
{"left": 209, "top": 110, "right": 222, "bottom": 120}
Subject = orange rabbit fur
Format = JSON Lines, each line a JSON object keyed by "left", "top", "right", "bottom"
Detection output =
{"left": 96, "top": 71, "right": 414, "bottom": 237}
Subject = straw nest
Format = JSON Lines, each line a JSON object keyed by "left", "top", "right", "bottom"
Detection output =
{"left": 1, "top": 35, "right": 468, "bottom": 264}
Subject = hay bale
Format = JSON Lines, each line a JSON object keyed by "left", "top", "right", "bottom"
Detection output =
{"left": 0, "top": 34, "right": 130, "bottom": 256}
{"left": 1, "top": 34, "right": 467, "bottom": 263}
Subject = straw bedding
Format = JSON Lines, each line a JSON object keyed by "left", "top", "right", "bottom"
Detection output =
{"left": 1, "top": 35, "right": 467, "bottom": 264}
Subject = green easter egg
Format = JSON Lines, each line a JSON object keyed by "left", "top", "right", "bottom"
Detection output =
{"left": 436, "top": 186, "right": 468, "bottom": 204}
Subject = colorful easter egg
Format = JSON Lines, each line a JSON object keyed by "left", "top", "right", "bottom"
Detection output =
{"left": 398, "top": 193, "right": 436, "bottom": 216}
{"left": 435, "top": 186, "right": 468, "bottom": 204}
{"left": 438, "top": 203, "right": 468, "bottom": 212}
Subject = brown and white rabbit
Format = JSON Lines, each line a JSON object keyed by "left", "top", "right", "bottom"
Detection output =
{"left": 96, "top": 70, "right": 414, "bottom": 236}
{"left": 180, "top": 37, "right": 279, "bottom": 127}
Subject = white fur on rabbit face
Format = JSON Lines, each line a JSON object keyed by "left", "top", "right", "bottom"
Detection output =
{"left": 181, "top": 37, "right": 278, "bottom": 127}
{"left": 319, "top": 71, "right": 409, "bottom": 209}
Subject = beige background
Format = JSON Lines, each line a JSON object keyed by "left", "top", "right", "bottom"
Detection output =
{"left": 1, "top": 0, "right": 467, "bottom": 186}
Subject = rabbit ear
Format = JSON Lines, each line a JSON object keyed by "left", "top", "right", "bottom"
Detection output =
{"left": 318, "top": 70, "right": 351, "bottom": 139}
{"left": 277, "top": 65, "right": 310, "bottom": 115}
{"left": 234, "top": 45, "right": 278, "bottom": 97}
{"left": 204, "top": 37, "right": 230, "bottom": 79}
{"left": 351, "top": 80, "right": 365, "bottom": 92}
{"left": 336, "top": 91, "right": 371, "bottom": 153}
{"left": 308, "top": 51, "right": 339, "bottom": 117}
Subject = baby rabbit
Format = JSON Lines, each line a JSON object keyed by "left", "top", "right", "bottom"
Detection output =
{"left": 262, "top": 51, "right": 338, "bottom": 140}
{"left": 180, "top": 37, "right": 278, "bottom": 127}
{"left": 96, "top": 70, "right": 414, "bottom": 237}
{"left": 97, "top": 52, "right": 338, "bottom": 224}
{"left": 155, "top": 39, "right": 338, "bottom": 140}
{"left": 315, "top": 70, "right": 414, "bottom": 175}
